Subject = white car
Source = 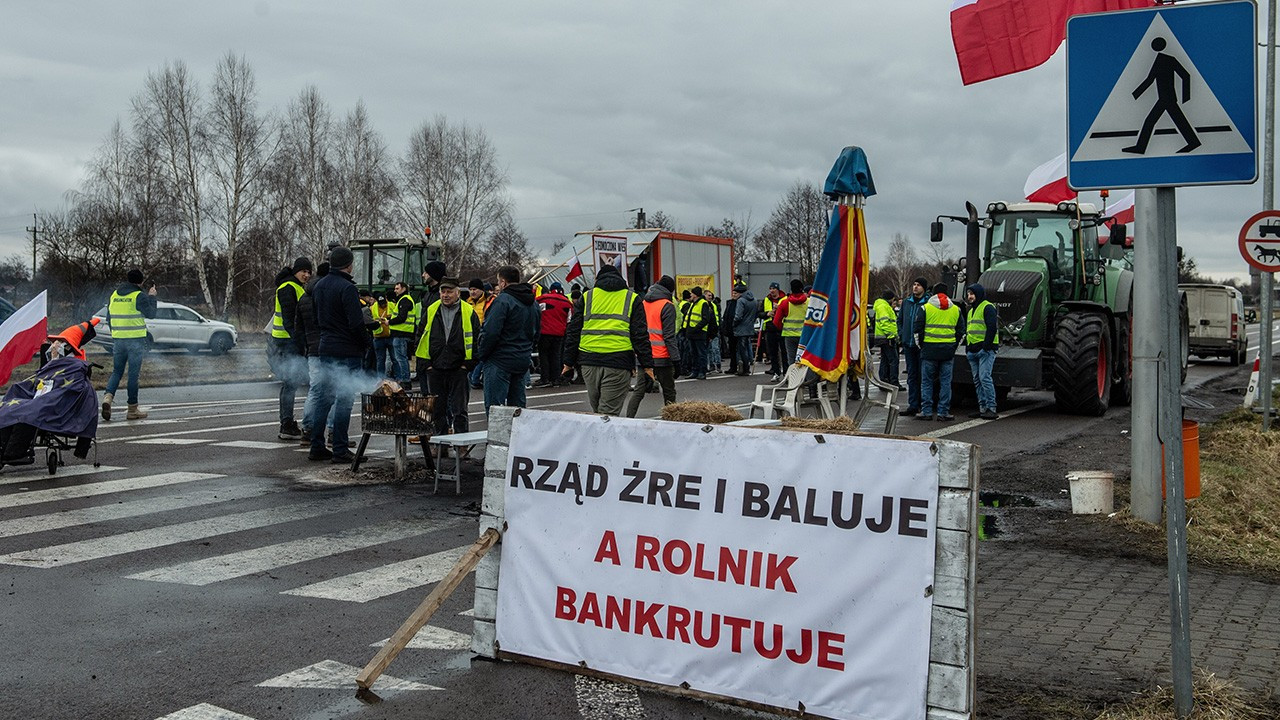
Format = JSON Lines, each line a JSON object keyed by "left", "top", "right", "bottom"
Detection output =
{"left": 91, "top": 301, "right": 238, "bottom": 355}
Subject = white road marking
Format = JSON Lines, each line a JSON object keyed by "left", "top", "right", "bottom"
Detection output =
{"left": 99, "top": 421, "right": 279, "bottom": 444}
{"left": 458, "top": 607, "right": 475, "bottom": 617}
{"left": 926, "top": 401, "right": 1052, "bottom": 438}
{"left": 371, "top": 624, "right": 471, "bottom": 650}
{"left": 281, "top": 544, "right": 468, "bottom": 603}
{"left": 128, "top": 517, "right": 454, "bottom": 586}
{"left": 0, "top": 465, "right": 126, "bottom": 486}
{"left": 574, "top": 675, "right": 647, "bottom": 719}
{"left": 129, "top": 438, "right": 211, "bottom": 445}
{"left": 0, "top": 494, "right": 376, "bottom": 568}
{"left": 149, "top": 398, "right": 273, "bottom": 410}
{"left": 0, "top": 472, "right": 222, "bottom": 510}
{"left": 256, "top": 659, "right": 439, "bottom": 691}
{"left": 212, "top": 440, "right": 295, "bottom": 450}
{"left": 0, "top": 485, "right": 273, "bottom": 539}
{"left": 155, "top": 703, "right": 257, "bottom": 720}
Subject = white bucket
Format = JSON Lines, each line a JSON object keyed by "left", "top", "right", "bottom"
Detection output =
{"left": 1067, "top": 471, "right": 1114, "bottom": 515}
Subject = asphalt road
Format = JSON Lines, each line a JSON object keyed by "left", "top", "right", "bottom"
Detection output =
{"left": 1, "top": 322, "right": 1274, "bottom": 720}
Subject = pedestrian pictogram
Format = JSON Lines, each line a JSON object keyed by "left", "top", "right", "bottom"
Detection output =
{"left": 1239, "top": 211, "right": 1280, "bottom": 273}
{"left": 1066, "top": 0, "right": 1257, "bottom": 190}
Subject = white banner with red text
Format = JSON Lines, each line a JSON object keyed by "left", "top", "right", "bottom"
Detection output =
{"left": 496, "top": 410, "right": 940, "bottom": 720}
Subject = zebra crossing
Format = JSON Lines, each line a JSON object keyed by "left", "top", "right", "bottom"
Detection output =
{"left": 0, "top": 464, "right": 475, "bottom": 600}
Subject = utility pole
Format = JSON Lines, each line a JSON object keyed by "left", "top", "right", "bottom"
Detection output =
{"left": 25, "top": 213, "right": 38, "bottom": 280}
{"left": 1262, "top": 0, "right": 1277, "bottom": 431}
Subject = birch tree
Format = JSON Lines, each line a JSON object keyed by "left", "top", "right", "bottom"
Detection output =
{"left": 329, "top": 102, "right": 397, "bottom": 245}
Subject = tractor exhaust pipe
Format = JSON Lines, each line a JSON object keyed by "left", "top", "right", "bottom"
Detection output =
{"left": 965, "top": 201, "right": 982, "bottom": 290}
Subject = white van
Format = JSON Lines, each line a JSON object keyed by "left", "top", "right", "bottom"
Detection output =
{"left": 1179, "top": 283, "right": 1247, "bottom": 365}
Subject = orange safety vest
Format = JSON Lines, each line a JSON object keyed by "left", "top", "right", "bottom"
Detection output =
{"left": 643, "top": 298, "right": 671, "bottom": 360}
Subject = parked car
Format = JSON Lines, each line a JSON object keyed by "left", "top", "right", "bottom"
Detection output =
{"left": 1179, "top": 283, "right": 1247, "bottom": 365}
{"left": 90, "top": 301, "right": 238, "bottom": 355}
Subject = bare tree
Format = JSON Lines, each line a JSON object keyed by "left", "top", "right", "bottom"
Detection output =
{"left": 646, "top": 209, "right": 679, "bottom": 231}
{"left": 881, "top": 233, "right": 919, "bottom": 297}
{"left": 329, "top": 102, "right": 397, "bottom": 245}
{"left": 753, "top": 182, "right": 829, "bottom": 281}
{"left": 398, "top": 115, "right": 510, "bottom": 270}
{"left": 270, "top": 86, "right": 335, "bottom": 261}
{"left": 475, "top": 213, "right": 534, "bottom": 276}
{"left": 702, "top": 212, "right": 755, "bottom": 267}
{"left": 205, "top": 52, "right": 275, "bottom": 316}
{"left": 133, "top": 60, "right": 214, "bottom": 306}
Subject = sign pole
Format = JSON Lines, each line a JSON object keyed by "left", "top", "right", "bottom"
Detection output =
{"left": 1154, "top": 188, "right": 1194, "bottom": 718}
{"left": 1131, "top": 188, "right": 1162, "bottom": 524}
{"left": 1262, "top": 0, "right": 1276, "bottom": 431}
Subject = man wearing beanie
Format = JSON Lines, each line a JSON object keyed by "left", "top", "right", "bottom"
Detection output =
{"left": 771, "top": 279, "right": 809, "bottom": 369}
{"left": 476, "top": 265, "right": 541, "bottom": 411}
{"left": 564, "top": 264, "right": 653, "bottom": 414}
{"left": 269, "top": 257, "right": 313, "bottom": 440}
{"left": 306, "top": 245, "right": 369, "bottom": 462}
{"left": 914, "top": 282, "right": 962, "bottom": 422}
{"left": 730, "top": 282, "right": 758, "bottom": 375}
{"left": 419, "top": 261, "right": 447, "bottom": 322}
{"left": 897, "top": 277, "right": 932, "bottom": 416}
{"left": 965, "top": 283, "right": 999, "bottom": 419}
{"left": 295, "top": 261, "right": 329, "bottom": 445}
{"left": 625, "top": 274, "right": 678, "bottom": 416}
{"left": 102, "top": 268, "right": 158, "bottom": 422}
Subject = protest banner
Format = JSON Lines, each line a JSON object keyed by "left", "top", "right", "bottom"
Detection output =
{"left": 493, "top": 409, "right": 947, "bottom": 720}
{"left": 675, "top": 274, "right": 715, "bottom": 298}
{"left": 590, "top": 234, "right": 629, "bottom": 276}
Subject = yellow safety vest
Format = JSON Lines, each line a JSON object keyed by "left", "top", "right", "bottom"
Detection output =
{"left": 681, "top": 298, "right": 706, "bottom": 331}
{"left": 782, "top": 298, "right": 806, "bottom": 338}
{"left": 271, "top": 280, "right": 305, "bottom": 339}
{"left": 966, "top": 300, "right": 999, "bottom": 346}
{"left": 874, "top": 298, "right": 899, "bottom": 340}
{"left": 415, "top": 300, "right": 475, "bottom": 360}
{"left": 388, "top": 294, "right": 417, "bottom": 334}
{"left": 581, "top": 287, "right": 638, "bottom": 353}
{"left": 370, "top": 302, "right": 392, "bottom": 338}
{"left": 923, "top": 302, "right": 961, "bottom": 344}
{"left": 109, "top": 289, "right": 148, "bottom": 340}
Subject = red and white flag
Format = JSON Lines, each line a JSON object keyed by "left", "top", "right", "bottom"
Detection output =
{"left": 564, "top": 248, "right": 584, "bottom": 283}
{"left": 1024, "top": 152, "right": 1076, "bottom": 203}
{"left": 1107, "top": 190, "right": 1135, "bottom": 225}
{"left": 0, "top": 290, "right": 48, "bottom": 386}
{"left": 950, "top": 0, "right": 1156, "bottom": 85}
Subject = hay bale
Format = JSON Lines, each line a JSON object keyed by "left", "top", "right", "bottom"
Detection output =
{"left": 779, "top": 416, "right": 861, "bottom": 434}
{"left": 661, "top": 401, "right": 743, "bottom": 424}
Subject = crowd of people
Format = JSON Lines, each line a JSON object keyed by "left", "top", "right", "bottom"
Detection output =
{"left": 95, "top": 252, "right": 1000, "bottom": 461}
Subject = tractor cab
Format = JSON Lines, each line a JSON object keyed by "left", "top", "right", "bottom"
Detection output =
{"left": 349, "top": 236, "right": 442, "bottom": 295}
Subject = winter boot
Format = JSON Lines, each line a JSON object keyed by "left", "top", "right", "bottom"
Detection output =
{"left": 278, "top": 418, "right": 302, "bottom": 441}
{"left": 101, "top": 392, "right": 113, "bottom": 421}
{"left": 127, "top": 404, "right": 148, "bottom": 420}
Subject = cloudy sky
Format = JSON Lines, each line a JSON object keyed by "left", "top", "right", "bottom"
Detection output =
{"left": 0, "top": 1, "right": 1272, "bottom": 281}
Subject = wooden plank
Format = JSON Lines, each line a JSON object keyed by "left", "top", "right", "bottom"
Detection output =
{"left": 471, "top": 619, "right": 496, "bottom": 658}
{"left": 936, "top": 489, "right": 970, "bottom": 531}
{"left": 926, "top": 662, "right": 969, "bottom": 713}
{"left": 936, "top": 441, "right": 974, "bottom": 489}
{"left": 934, "top": 528, "right": 969, "bottom": 580}
{"left": 931, "top": 573, "right": 968, "bottom": 612}
{"left": 356, "top": 527, "right": 500, "bottom": 689}
{"left": 487, "top": 406, "right": 516, "bottom": 444}
{"left": 929, "top": 606, "right": 968, "bottom": 667}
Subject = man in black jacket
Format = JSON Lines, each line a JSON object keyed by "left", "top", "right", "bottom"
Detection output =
{"left": 416, "top": 277, "right": 479, "bottom": 436}
{"left": 295, "top": 262, "right": 328, "bottom": 445}
{"left": 475, "top": 265, "right": 540, "bottom": 412}
{"left": 307, "top": 246, "right": 370, "bottom": 462}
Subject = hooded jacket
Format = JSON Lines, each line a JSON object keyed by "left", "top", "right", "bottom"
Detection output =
{"left": 273, "top": 267, "right": 307, "bottom": 353}
{"left": 313, "top": 268, "right": 370, "bottom": 358}
{"left": 295, "top": 272, "right": 325, "bottom": 356}
{"left": 536, "top": 289, "right": 573, "bottom": 337}
{"left": 914, "top": 291, "right": 965, "bottom": 362}
{"left": 772, "top": 291, "right": 809, "bottom": 331}
{"left": 476, "top": 282, "right": 540, "bottom": 373}
{"left": 965, "top": 283, "right": 998, "bottom": 352}
{"left": 639, "top": 282, "right": 679, "bottom": 368}
{"left": 732, "top": 291, "right": 759, "bottom": 337}
{"left": 563, "top": 269, "right": 654, "bottom": 371}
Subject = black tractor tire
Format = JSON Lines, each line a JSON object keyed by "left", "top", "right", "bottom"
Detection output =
{"left": 1053, "top": 312, "right": 1111, "bottom": 416}
{"left": 1111, "top": 314, "right": 1133, "bottom": 407}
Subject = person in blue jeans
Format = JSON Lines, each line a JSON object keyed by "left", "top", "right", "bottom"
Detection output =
{"left": 307, "top": 245, "right": 373, "bottom": 462}
{"left": 101, "top": 269, "right": 158, "bottom": 422}
{"left": 476, "top": 265, "right": 540, "bottom": 412}
{"left": 897, "top": 277, "right": 930, "bottom": 416}
{"left": 964, "top": 283, "right": 1000, "bottom": 420}
{"left": 914, "top": 283, "right": 962, "bottom": 422}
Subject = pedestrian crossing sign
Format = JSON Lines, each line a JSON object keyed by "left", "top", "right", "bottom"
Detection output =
{"left": 1066, "top": 0, "right": 1257, "bottom": 190}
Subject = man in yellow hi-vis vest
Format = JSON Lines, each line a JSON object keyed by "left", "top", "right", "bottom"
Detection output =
{"left": 267, "top": 257, "right": 313, "bottom": 440}
{"left": 102, "top": 268, "right": 159, "bottom": 422}
{"left": 913, "top": 283, "right": 963, "bottom": 422}
{"left": 416, "top": 277, "right": 479, "bottom": 436}
{"left": 873, "top": 289, "right": 903, "bottom": 389}
{"left": 771, "top": 279, "right": 809, "bottom": 368}
{"left": 388, "top": 281, "right": 417, "bottom": 384}
{"left": 562, "top": 264, "right": 654, "bottom": 415}
{"left": 965, "top": 283, "right": 1000, "bottom": 420}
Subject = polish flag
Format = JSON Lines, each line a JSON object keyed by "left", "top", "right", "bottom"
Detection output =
{"left": 0, "top": 290, "right": 48, "bottom": 386}
{"left": 1107, "top": 190, "right": 1135, "bottom": 225}
{"left": 565, "top": 248, "right": 584, "bottom": 283}
{"left": 1024, "top": 152, "right": 1076, "bottom": 203}
{"left": 950, "top": 0, "right": 1156, "bottom": 86}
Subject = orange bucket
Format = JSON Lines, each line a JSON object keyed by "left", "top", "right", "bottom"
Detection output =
{"left": 1161, "top": 419, "right": 1201, "bottom": 500}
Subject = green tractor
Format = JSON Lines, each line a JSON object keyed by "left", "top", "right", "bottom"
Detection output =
{"left": 348, "top": 234, "right": 443, "bottom": 296}
{"left": 931, "top": 200, "right": 1187, "bottom": 416}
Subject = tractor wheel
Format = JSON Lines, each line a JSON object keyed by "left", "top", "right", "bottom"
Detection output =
{"left": 1053, "top": 312, "right": 1111, "bottom": 416}
{"left": 1111, "top": 314, "right": 1133, "bottom": 407}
